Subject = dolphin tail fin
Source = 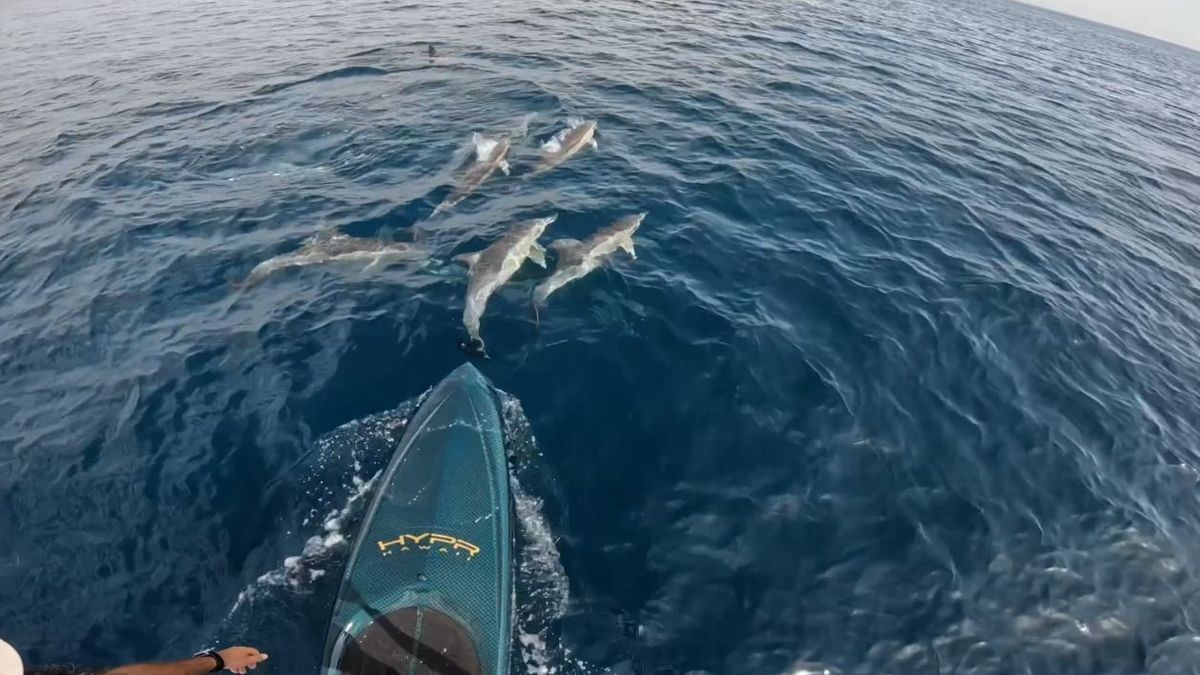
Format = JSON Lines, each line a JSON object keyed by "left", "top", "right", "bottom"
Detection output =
{"left": 458, "top": 337, "right": 490, "bottom": 360}
{"left": 531, "top": 283, "right": 551, "bottom": 325}
{"left": 453, "top": 251, "right": 481, "bottom": 269}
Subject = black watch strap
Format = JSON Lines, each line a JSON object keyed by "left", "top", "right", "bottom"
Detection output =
{"left": 193, "top": 649, "right": 224, "bottom": 672}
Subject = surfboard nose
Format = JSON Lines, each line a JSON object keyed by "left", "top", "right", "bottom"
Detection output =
{"left": 322, "top": 362, "right": 512, "bottom": 675}
{"left": 445, "top": 362, "right": 490, "bottom": 389}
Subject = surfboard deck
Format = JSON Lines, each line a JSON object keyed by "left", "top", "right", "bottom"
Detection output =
{"left": 321, "top": 363, "right": 513, "bottom": 675}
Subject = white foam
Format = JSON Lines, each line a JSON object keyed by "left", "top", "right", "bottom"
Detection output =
{"left": 227, "top": 467, "right": 380, "bottom": 615}
{"left": 500, "top": 396, "right": 568, "bottom": 623}
{"left": 540, "top": 134, "right": 564, "bottom": 154}
{"left": 541, "top": 118, "right": 586, "bottom": 155}
{"left": 473, "top": 132, "right": 499, "bottom": 161}
{"left": 512, "top": 476, "right": 570, "bottom": 675}
{"left": 220, "top": 403, "right": 420, "bottom": 637}
{"left": 494, "top": 390, "right": 582, "bottom": 673}
{"left": 513, "top": 475, "right": 570, "bottom": 620}
{"left": 519, "top": 631, "right": 557, "bottom": 675}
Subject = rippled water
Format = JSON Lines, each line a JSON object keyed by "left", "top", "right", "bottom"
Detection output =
{"left": 3, "top": 0, "right": 1200, "bottom": 672}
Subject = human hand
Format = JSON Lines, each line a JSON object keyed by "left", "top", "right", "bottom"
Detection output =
{"left": 217, "top": 647, "right": 268, "bottom": 674}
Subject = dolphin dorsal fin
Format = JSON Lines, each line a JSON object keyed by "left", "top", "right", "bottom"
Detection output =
{"left": 549, "top": 238, "right": 585, "bottom": 264}
{"left": 453, "top": 251, "right": 481, "bottom": 269}
{"left": 301, "top": 226, "right": 340, "bottom": 250}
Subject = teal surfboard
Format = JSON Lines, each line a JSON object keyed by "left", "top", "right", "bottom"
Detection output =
{"left": 321, "top": 363, "right": 513, "bottom": 675}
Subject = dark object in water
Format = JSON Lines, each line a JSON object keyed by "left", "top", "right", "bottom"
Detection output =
{"left": 458, "top": 338, "right": 489, "bottom": 360}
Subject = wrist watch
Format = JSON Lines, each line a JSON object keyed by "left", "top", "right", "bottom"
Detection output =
{"left": 193, "top": 649, "right": 225, "bottom": 672}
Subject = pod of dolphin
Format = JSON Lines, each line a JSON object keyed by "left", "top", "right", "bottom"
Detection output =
{"left": 240, "top": 118, "right": 644, "bottom": 358}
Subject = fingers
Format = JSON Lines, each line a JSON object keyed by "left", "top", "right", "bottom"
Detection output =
{"left": 219, "top": 647, "right": 268, "bottom": 673}
{"left": 237, "top": 652, "right": 267, "bottom": 674}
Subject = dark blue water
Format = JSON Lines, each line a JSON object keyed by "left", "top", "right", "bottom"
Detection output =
{"left": 4, "top": 0, "right": 1200, "bottom": 672}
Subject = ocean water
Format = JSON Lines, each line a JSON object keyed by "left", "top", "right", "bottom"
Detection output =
{"left": 3, "top": 0, "right": 1200, "bottom": 672}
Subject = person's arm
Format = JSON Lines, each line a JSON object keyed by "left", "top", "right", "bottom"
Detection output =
{"left": 105, "top": 646, "right": 268, "bottom": 675}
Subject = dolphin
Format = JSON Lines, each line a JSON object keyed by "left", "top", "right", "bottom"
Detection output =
{"left": 432, "top": 134, "right": 511, "bottom": 216}
{"left": 453, "top": 214, "right": 557, "bottom": 357}
{"left": 534, "top": 120, "right": 597, "bottom": 174}
{"left": 240, "top": 231, "right": 427, "bottom": 289}
{"left": 533, "top": 212, "right": 645, "bottom": 307}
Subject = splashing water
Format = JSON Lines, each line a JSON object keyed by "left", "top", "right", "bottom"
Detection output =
{"left": 220, "top": 398, "right": 423, "bottom": 629}
{"left": 473, "top": 132, "right": 500, "bottom": 162}
{"left": 229, "top": 469, "right": 377, "bottom": 613}
{"left": 498, "top": 392, "right": 580, "bottom": 674}
{"left": 539, "top": 118, "right": 585, "bottom": 155}
{"left": 539, "top": 137, "right": 563, "bottom": 155}
{"left": 538, "top": 117, "right": 589, "bottom": 156}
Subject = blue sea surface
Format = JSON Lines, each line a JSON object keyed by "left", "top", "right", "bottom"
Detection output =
{"left": 3, "top": 0, "right": 1200, "bottom": 673}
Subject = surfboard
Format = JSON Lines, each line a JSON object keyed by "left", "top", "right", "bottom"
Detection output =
{"left": 321, "top": 363, "right": 513, "bottom": 675}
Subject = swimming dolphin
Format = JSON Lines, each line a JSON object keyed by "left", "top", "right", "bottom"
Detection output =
{"left": 240, "top": 231, "right": 427, "bottom": 289}
{"left": 432, "top": 134, "right": 511, "bottom": 216}
{"left": 534, "top": 120, "right": 597, "bottom": 173}
{"left": 453, "top": 214, "right": 557, "bottom": 357}
{"left": 533, "top": 213, "right": 644, "bottom": 307}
